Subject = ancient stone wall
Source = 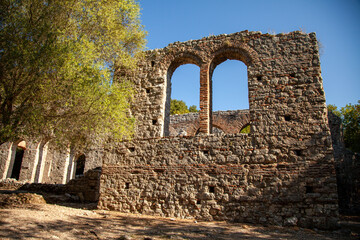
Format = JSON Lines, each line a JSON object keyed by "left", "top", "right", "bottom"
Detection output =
{"left": 328, "top": 112, "right": 360, "bottom": 215}
{"left": 0, "top": 139, "right": 103, "bottom": 185}
{"left": 98, "top": 31, "right": 339, "bottom": 229}
{"left": 0, "top": 167, "right": 101, "bottom": 202}
{"left": 170, "top": 110, "right": 250, "bottom": 136}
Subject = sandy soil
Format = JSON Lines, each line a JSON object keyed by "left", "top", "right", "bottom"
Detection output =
{"left": 0, "top": 193, "right": 358, "bottom": 240}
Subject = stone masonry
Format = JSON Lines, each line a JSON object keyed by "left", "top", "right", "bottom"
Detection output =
{"left": 170, "top": 110, "right": 250, "bottom": 136}
{"left": 98, "top": 31, "right": 339, "bottom": 229}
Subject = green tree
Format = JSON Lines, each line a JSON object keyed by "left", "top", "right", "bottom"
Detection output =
{"left": 327, "top": 104, "right": 341, "bottom": 118}
{"left": 170, "top": 99, "right": 189, "bottom": 115}
{"left": 0, "top": 0, "right": 146, "bottom": 147}
{"left": 341, "top": 101, "right": 360, "bottom": 153}
{"left": 189, "top": 105, "right": 199, "bottom": 113}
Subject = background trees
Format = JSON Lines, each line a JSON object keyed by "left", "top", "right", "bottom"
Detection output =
{"left": 0, "top": 0, "right": 146, "bottom": 147}
{"left": 170, "top": 99, "right": 198, "bottom": 115}
{"left": 328, "top": 101, "right": 360, "bottom": 153}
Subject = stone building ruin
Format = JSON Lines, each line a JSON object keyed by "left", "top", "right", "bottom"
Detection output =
{"left": 98, "top": 30, "right": 339, "bottom": 229}
{"left": 0, "top": 30, "right": 353, "bottom": 229}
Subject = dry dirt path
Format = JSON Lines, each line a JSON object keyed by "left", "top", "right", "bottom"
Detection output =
{"left": 0, "top": 201, "right": 357, "bottom": 240}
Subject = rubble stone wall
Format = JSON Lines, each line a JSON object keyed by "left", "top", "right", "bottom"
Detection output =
{"left": 99, "top": 31, "right": 339, "bottom": 229}
{"left": 169, "top": 110, "right": 250, "bottom": 136}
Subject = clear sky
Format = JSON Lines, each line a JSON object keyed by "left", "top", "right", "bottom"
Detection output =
{"left": 140, "top": 0, "right": 360, "bottom": 111}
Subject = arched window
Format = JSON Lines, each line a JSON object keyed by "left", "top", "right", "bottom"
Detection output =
{"left": 209, "top": 48, "right": 251, "bottom": 134}
{"left": 75, "top": 154, "right": 86, "bottom": 178}
{"left": 212, "top": 60, "right": 248, "bottom": 111}
{"left": 164, "top": 53, "right": 201, "bottom": 136}
{"left": 10, "top": 141, "right": 26, "bottom": 180}
{"left": 171, "top": 64, "right": 200, "bottom": 112}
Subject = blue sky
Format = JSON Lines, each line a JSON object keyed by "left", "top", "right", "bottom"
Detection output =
{"left": 140, "top": 0, "right": 360, "bottom": 111}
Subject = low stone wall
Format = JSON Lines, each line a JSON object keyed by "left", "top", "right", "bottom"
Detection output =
{"left": 0, "top": 168, "right": 101, "bottom": 202}
{"left": 66, "top": 167, "right": 101, "bottom": 202}
{"left": 98, "top": 134, "right": 338, "bottom": 229}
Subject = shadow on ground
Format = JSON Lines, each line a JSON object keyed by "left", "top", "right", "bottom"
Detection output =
{"left": 0, "top": 203, "right": 357, "bottom": 240}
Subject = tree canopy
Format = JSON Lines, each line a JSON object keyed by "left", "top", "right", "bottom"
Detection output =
{"left": 170, "top": 99, "right": 198, "bottom": 115}
{"left": 328, "top": 101, "right": 360, "bottom": 153}
{"left": 340, "top": 101, "right": 360, "bottom": 153}
{"left": 0, "top": 0, "right": 146, "bottom": 148}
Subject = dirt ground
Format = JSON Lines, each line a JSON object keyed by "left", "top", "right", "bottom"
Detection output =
{"left": 0, "top": 193, "right": 359, "bottom": 240}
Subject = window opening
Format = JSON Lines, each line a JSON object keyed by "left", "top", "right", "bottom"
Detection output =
{"left": 212, "top": 60, "right": 248, "bottom": 111}
{"left": 75, "top": 154, "right": 86, "bottom": 178}
{"left": 170, "top": 64, "right": 200, "bottom": 113}
{"left": 165, "top": 63, "right": 200, "bottom": 136}
{"left": 11, "top": 147, "right": 25, "bottom": 180}
{"left": 284, "top": 115, "right": 291, "bottom": 121}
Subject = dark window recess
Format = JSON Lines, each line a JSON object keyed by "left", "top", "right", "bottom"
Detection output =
{"left": 125, "top": 183, "right": 130, "bottom": 189}
{"left": 196, "top": 199, "right": 201, "bottom": 204}
{"left": 256, "top": 75, "right": 262, "bottom": 81}
{"left": 11, "top": 147, "right": 24, "bottom": 180}
{"left": 75, "top": 154, "right": 86, "bottom": 178}
{"left": 146, "top": 88, "right": 150, "bottom": 94}
{"left": 209, "top": 186, "right": 215, "bottom": 193}
{"left": 151, "top": 61, "right": 155, "bottom": 67}
{"left": 306, "top": 186, "right": 314, "bottom": 194}
{"left": 294, "top": 150, "right": 302, "bottom": 156}
{"left": 284, "top": 115, "right": 291, "bottom": 121}
{"left": 128, "top": 147, "right": 135, "bottom": 152}
{"left": 152, "top": 119, "right": 157, "bottom": 125}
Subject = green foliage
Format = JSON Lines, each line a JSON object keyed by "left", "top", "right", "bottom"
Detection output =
{"left": 170, "top": 99, "right": 199, "bottom": 115}
{"left": 341, "top": 101, "right": 360, "bottom": 153}
{"left": 240, "top": 124, "right": 250, "bottom": 134}
{"left": 189, "top": 105, "right": 199, "bottom": 113}
{"left": 0, "top": 0, "right": 146, "bottom": 148}
{"left": 170, "top": 100, "right": 189, "bottom": 115}
{"left": 327, "top": 102, "right": 360, "bottom": 153}
{"left": 327, "top": 104, "right": 341, "bottom": 118}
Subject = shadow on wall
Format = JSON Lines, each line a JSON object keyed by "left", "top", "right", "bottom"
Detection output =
{"left": 328, "top": 111, "right": 360, "bottom": 215}
{"left": 98, "top": 132, "right": 339, "bottom": 230}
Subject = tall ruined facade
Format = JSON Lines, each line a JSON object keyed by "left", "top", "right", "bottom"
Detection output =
{"left": 98, "top": 31, "right": 339, "bottom": 229}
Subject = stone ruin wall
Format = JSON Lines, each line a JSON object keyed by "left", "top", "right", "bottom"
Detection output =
{"left": 328, "top": 112, "right": 360, "bottom": 215}
{"left": 1, "top": 30, "right": 354, "bottom": 228}
{"left": 0, "top": 140, "right": 103, "bottom": 185}
{"left": 98, "top": 31, "right": 339, "bottom": 229}
{"left": 170, "top": 110, "right": 250, "bottom": 136}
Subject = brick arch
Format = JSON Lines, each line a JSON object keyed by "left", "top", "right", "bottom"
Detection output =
{"left": 163, "top": 52, "right": 203, "bottom": 137}
{"left": 166, "top": 52, "right": 203, "bottom": 79}
{"left": 212, "top": 110, "right": 250, "bottom": 134}
{"left": 208, "top": 46, "right": 256, "bottom": 133}
{"left": 209, "top": 46, "right": 256, "bottom": 77}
